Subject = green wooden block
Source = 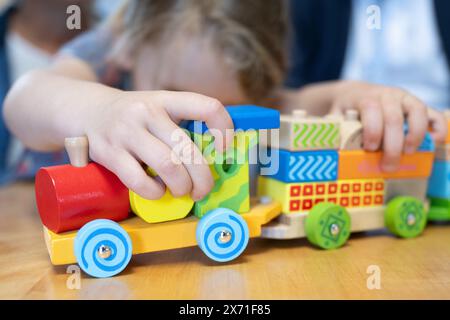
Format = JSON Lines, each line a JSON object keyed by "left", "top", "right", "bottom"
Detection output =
{"left": 191, "top": 131, "right": 257, "bottom": 218}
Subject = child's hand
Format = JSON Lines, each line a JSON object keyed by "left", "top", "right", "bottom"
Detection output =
{"left": 83, "top": 91, "right": 234, "bottom": 201}
{"left": 330, "top": 81, "right": 448, "bottom": 171}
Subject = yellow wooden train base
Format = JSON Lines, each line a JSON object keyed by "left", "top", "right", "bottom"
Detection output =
{"left": 44, "top": 200, "right": 282, "bottom": 266}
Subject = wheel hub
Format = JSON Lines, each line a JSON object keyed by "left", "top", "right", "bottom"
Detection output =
{"left": 219, "top": 231, "right": 232, "bottom": 244}
{"left": 406, "top": 213, "right": 416, "bottom": 226}
{"left": 330, "top": 223, "right": 340, "bottom": 236}
{"left": 97, "top": 245, "right": 112, "bottom": 259}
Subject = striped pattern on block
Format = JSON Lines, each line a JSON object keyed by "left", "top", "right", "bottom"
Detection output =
{"left": 258, "top": 177, "right": 385, "bottom": 214}
{"left": 292, "top": 122, "right": 340, "bottom": 150}
{"left": 191, "top": 132, "right": 257, "bottom": 218}
{"left": 262, "top": 149, "right": 338, "bottom": 183}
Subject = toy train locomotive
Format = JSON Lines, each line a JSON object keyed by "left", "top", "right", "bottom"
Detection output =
{"left": 35, "top": 106, "right": 450, "bottom": 278}
{"left": 36, "top": 106, "right": 282, "bottom": 278}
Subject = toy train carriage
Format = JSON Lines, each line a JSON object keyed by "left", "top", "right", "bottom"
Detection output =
{"left": 258, "top": 109, "right": 436, "bottom": 249}
{"left": 427, "top": 112, "right": 450, "bottom": 221}
{"left": 35, "top": 105, "right": 282, "bottom": 278}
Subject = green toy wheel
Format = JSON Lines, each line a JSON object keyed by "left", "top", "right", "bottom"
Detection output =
{"left": 305, "top": 202, "right": 351, "bottom": 250}
{"left": 385, "top": 197, "right": 426, "bottom": 238}
{"left": 428, "top": 198, "right": 450, "bottom": 222}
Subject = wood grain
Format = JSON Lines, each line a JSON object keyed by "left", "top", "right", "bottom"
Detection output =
{"left": 1, "top": 183, "right": 450, "bottom": 299}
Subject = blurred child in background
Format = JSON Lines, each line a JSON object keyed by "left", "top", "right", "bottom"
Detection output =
{"left": 4, "top": 0, "right": 286, "bottom": 200}
{"left": 0, "top": 0, "right": 93, "bottom": 183}
{"left": 3, "top": 0, "right": 447, "bottom": 201}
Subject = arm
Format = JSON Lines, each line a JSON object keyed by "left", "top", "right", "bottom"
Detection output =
{"left": 4, "top": 58, "right": 118, "bottom": 151}
{"left": 3, "top": 57, "right": 234, "bottom": 201}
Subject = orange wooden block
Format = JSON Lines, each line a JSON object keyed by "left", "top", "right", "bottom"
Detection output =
{"left": 338, "top": 151, "right": 434, "bottom": 180}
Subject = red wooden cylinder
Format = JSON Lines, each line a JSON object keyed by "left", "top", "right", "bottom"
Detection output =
{"left": 35, "top": 163, "right": 130, "bottom": 233}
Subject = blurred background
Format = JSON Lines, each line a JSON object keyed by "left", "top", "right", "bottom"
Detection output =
{"left": 0, "top": 0, "right": 449, "bottom": 186}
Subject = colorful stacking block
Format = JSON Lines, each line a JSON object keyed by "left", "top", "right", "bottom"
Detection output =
{"left": 35, "top": 163, "right": 130, "bottom": 233}
{"left": 427, "top": 160, "right": 450, "bottom": 199}
{"left": 269, "top": 111, "right": 340, "bottom": 151}
{"left": 129, "top": 190, "right": 194, "bottom": 224}
{"left": 261, "top": 149, "right": 339, "bottom": 183}
{"left": 403, "top": 127, "right": 435, "bottom": 152}
{"left": 191, "top": 132, "right": 257, "bottom": 218}
{"left": 417, "top": 132, "right": 435, "bottom": 152}
{"left": 258, "top": 176, "right": 385, "bottom": 214}
{"left": 187, "top": 105, "right": 280, "bottom": 133}
{"left": 129, "top": 167, "right": 194, "bottom": 223}
{"left": 338, "top": 151, "right": 434, "bottom": 180}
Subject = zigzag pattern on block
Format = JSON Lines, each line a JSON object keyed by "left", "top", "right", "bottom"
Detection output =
{"left": 262, "top": 149, "right": 338, "bottom": 183}
{"left": 288, "top": 152, "right": 338, "bottom": 181}
{"left": 293, "top": 123, "right": 339, "bottom": 149}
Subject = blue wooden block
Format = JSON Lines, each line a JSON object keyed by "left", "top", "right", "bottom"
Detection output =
{"left": 404, "top": 125, "right": 435, "bottom": 152}
{"left": 187, "top": 105, "right": 280, "bottom": 133}
{"left": 261, "top": 149, "right": 339, "bottom": 183}
{"left": 418, "top": 132, "right": 435, "bottom": 152}
{"left": 427, "top": 160, "right": 450, "bottom": 199}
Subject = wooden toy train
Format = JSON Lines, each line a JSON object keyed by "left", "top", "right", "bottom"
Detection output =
{"left": 35, "top": 106, "right": 450, "bottom": 278}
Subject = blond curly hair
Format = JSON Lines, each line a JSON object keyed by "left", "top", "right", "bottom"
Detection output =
{"left": 111, "top": 0, "right": 287, "bottom": 103}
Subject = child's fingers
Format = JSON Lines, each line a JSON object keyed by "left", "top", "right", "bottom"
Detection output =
{"left": 147, "top": 115, "right": 215, "bottom": 201}
{"left": 106, "top": 149, "right": 166, "bottom": 200}
{"left": 380, "top": 96, "right": 405, "bottom": 171}
{"left": 359, "top": 99, "right": 383, "bottom": 151}
{"left": 126, "top": 129, "right": 194, "bottom": 198}
{"left": 428, "top": 108, "right": 448, "bottom": 143}
{"left": 152, "top": 91, "right": 234, "bottom": 151}
{"left": 402, "top": 95, "right": 428, "bottom": 154}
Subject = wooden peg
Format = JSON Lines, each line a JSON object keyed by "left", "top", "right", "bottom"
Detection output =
{"left": 292, "top": 109, "right": 307, "bottom": 118}
{"left": 65, "top": 136, "right": 89, "bottom": 167}
{"left": 345, "top": 109, "right": 359, "bottom": 121}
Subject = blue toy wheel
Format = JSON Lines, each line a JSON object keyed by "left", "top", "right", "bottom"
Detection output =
{"left": 196, "top": 208, "right": 249, "bottom": 262}
{"left": 74, "top": 219, "right": 132, "bottom": 278}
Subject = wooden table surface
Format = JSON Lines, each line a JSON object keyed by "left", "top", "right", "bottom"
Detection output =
{"left": 1, "top": 183, "right": 450, "bottom": 300}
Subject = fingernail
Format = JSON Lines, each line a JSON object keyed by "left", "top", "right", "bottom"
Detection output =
{"left": 191, "top": 193, "right": 204, "bottom": 202}
{"left": 365, "top": 142, "right": 378, "bottom": 151}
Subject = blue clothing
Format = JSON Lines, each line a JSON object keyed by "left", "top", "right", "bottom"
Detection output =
{"left": 0, "top": 6, "right": 67, "bottom": 184}
{"left": 341, "top": 0, "right": 450, "bottom": 110}
{"left": 286, "top": 0, "right": 450, "bottom": 107}
{"left": 0, "top": 6, "right": 12, "bottom": 170}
